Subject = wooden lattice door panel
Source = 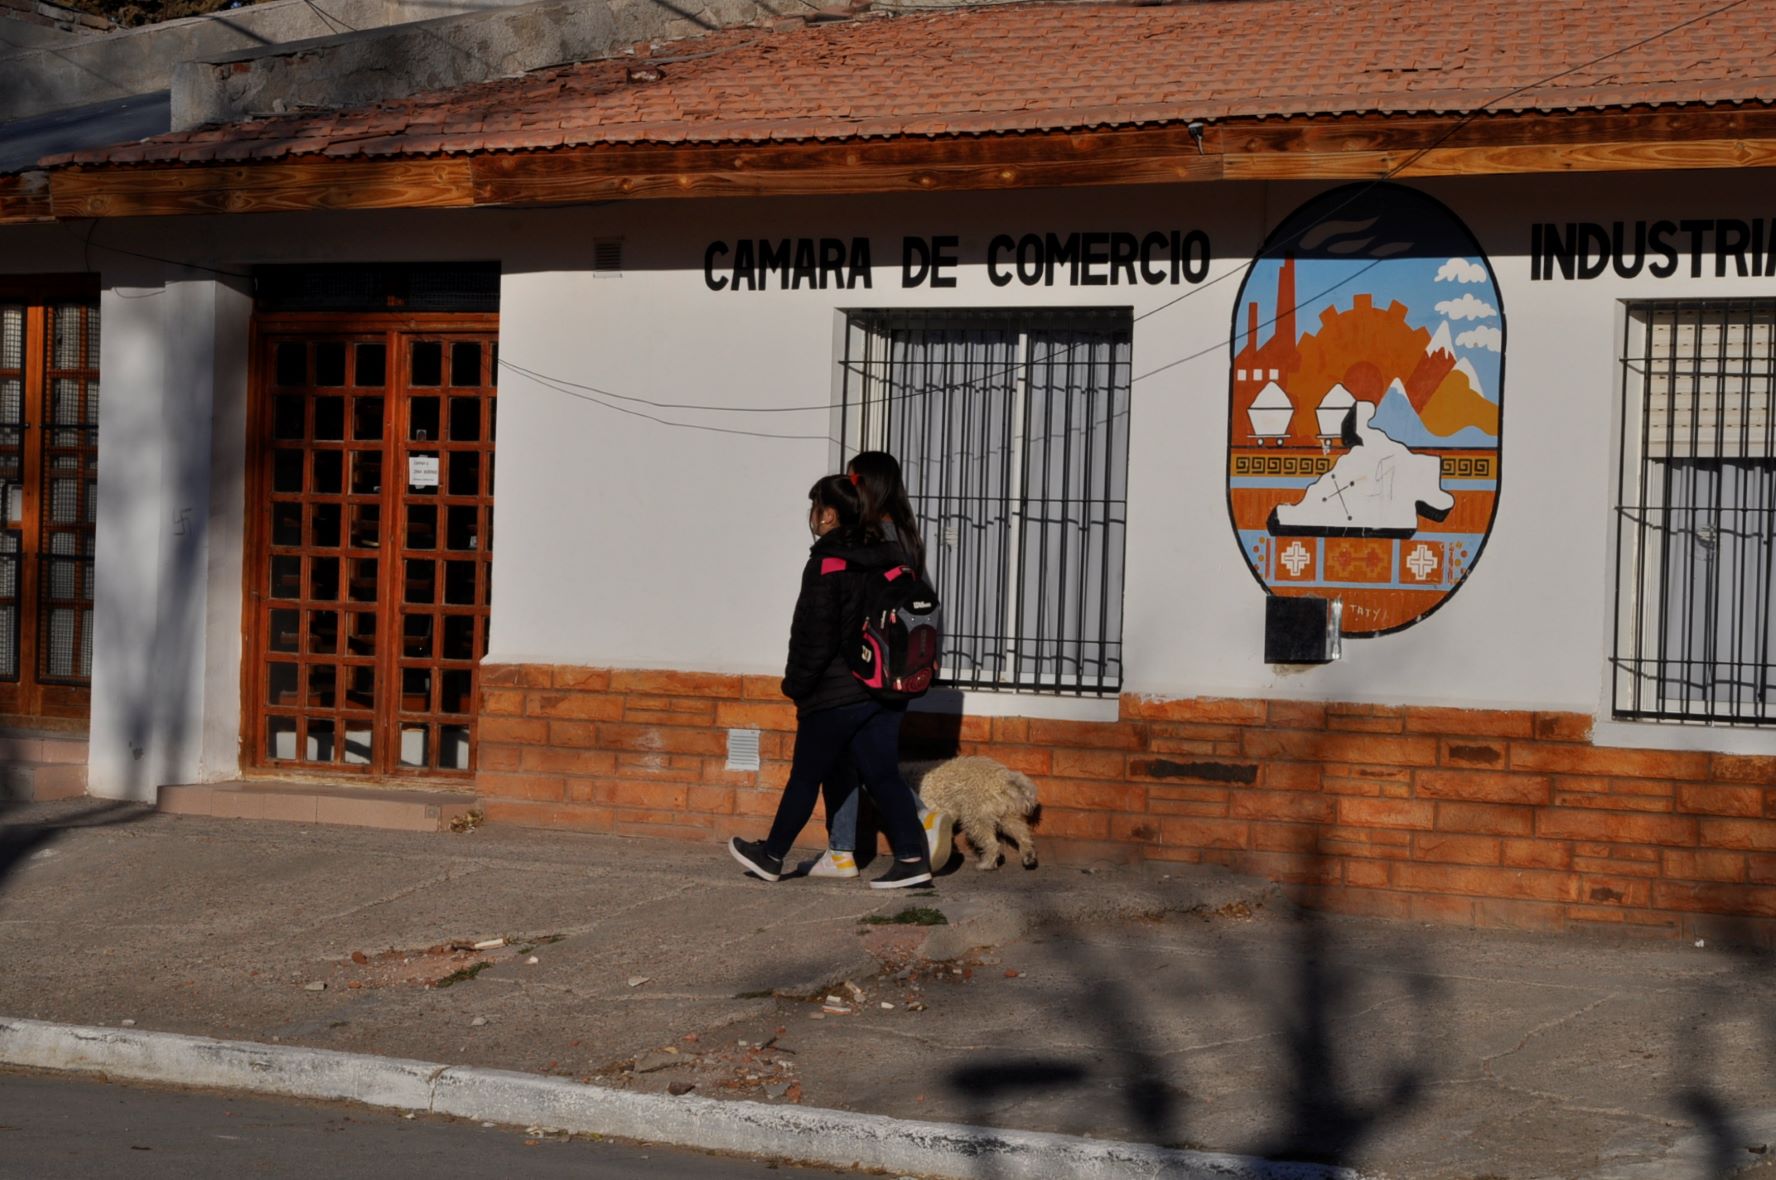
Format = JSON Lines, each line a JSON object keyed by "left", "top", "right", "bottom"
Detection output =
{"left": 249, "top": 318, "right": 495, "bottom": 777}
{"left": 0, "top": 292, "right": 98, "bottom": 720}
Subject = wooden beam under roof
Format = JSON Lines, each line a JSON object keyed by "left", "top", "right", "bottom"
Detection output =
{"left": 12, "top": 105, "right": 1776, "bottom": 223}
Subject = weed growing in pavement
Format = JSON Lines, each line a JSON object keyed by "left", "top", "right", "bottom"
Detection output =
{"left": 434, "top": 961, "right": 491, "bottom": 988}
{"left": 860, "top": 907, "right": 948, "bottom": 926}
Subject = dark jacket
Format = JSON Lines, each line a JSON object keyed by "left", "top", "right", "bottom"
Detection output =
{"left": 781, "top": 528, "right": 906, "bottom": 716}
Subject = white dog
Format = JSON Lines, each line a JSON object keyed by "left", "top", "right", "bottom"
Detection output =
{"left": 905, "top": 757, "right": 1039, "bottom": 871}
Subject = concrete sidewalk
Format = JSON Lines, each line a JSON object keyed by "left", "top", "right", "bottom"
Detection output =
{"left": 2, "top": 798, "right": 1775, "bottom": 1179}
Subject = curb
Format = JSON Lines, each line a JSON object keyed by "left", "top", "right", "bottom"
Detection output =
{"left": 0, "top": 1017, "right": 1358, "bottom": 1180}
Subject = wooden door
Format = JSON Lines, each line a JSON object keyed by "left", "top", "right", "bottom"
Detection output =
{"left": 0, "top": 291, "right": 98, "bottom": 722}
{"left": 246, "top": 314, "right": 496, "bottom": 778}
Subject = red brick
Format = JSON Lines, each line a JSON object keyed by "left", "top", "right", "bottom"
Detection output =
{"left": 1581, "top": 875, "right": 1652, "bottom": 907}
{"left": 1264, "top": 762, "right": 1323, "bottom": 791}
{"left": 1337, "top": 797, "right": 1435, "bottom": 829}
{"left": 481, "top": 800, "right": 614, "bottom": 831}
{"left": 476, "top": 744, "right": 522, "bottom": 772}
{"left": 1435, "top": 801, "right": 1536, "bottom": 835}
{"left": 1120, "top": 695, "right": 1266, "bottom": 724}
{"left": 481, "top": 688, "right": 527, "bottom": 716}
{"left": 1344, "top": 859, "right": 1392, "bottom": 888}
{"left": 520, "top": 747, "right": 617, "bottom": 776}
{"left": 1393, "top": 862, "right": 1578, "bottom": 902}
{"left": 564, "top": 779, "right": 618, "bottom": 804}
{"left": 684, "top": 785, "right": 738, "bottom": 815}
{"left": 903, "top": 712, "right": 991, "bottom": 743}
{"left": 545, "top": 720, "right": 600, "bottom": 748}
{"left": 1231, "top": 792, "right": 1335, "bottom": 823}
{"left": 1026, "top": 719, "right": 1142, "bottom": 750}
{"left": 1536, "top": 809, "right": 1697, "bottom": 846}
{"left": 1154, "top": 817, "right": 1250, "bottom": 849}
{"left": 480, "top": 665, "right": 525, "bottom": 688}
{"left": 1533, "top": 712, "right": 1594, "bottom": 742}
{"left": 609, "top": 780, "right": 690, "bottom": 810}
{"left": 971, "top": 745, "right": 1050, "bottom": 776}
{"left": 1677, "top": 784, "right": 1762, "bottom": 817}
{"left": 1710, "top": 754, "right": 1776, "bottom": 784}
{"left": 1040, "top": 779, "right": 1145, "bottom": 812}
{"left": 1571, "top": 854, "right": 1660, "bottom": 878}
{"left": 991, "top": 716, "right": 1029, "bottom": 743}
{"left": 1651, "top": 881, "right": 1776, "bottom": 918}
{"left": 700, "top": 758, "right": 762, "bottom": 786}
{"left": 1037, "top": 807, "right": 1111, "bottom": 839}
{"left": 598, "top": 724, "right": 727, "bottom": 756}
{"left": 1146, "top": 721, "right": 1250, "bottom": 744}
{"left": 1509, "top": 743, "right": 1711, "bottom": 780}
{"left": 530, "top": 692, "right": 626, "bottom": 722}
{"left": 1610, "top": 777, "right": 1675, "bottom": 798}
{"left": 1148, "top": 783, "right": 1230, "bottom": 803}
{"left": 1048, "top": 748, "right": 1127, "bottom": 779}
{"left": 1323, "top": 776, "right": 1382, "bottom": 797}
{"left": 1700, "top": 818, "right": 1776, "bottom": 850}
{"left": 1326, "top": 763, "right": 1414, "bottom": 784}
{"left": 1404, "top": 707, "right": 1535, "bottom": 738}
{"left": 1414, "top": 833, "right": 1502, "bottom": 865}
{"left": 616, "top": 752, "right": 703, "bottom": 781}
{"left": 1554, "top": 775, "right": 1610, "bottom": 794}
{"left": 477, "top": 771, "right": 566, "bottom": 802}
{"left": 626, "top": 692, "right": 719, "bottom": 716}
{"left": 1327, "top": 712, "right": 1405, "bottom": 734}
{"left": 1109, "top": 815, "right": 1163, "bottom": 841}
{"left": 478, "top": 716, "right": 549, "bottom": 745}
{"left": 1266, "top": 700, "right": 1327, "bottom": 729}
{"left": 1416, "top": 769, "right": 1550, "bottom": 805}
{"left": 1550, "top": 791, "right": 1673, "bottom": 814}
{"left": 608, "top": 669, "right": 743, "bottom": 698}
{"left": 740, "top": 674, "right": 783, "bottom": 700}
{"left": 1244, "top": 731, "right": 1439, "bottom": 766}
{"left": 1440, "top": 739, "right": 1507, "bottom": 768}
{"left": 1250, "top": 822, "right": 1319, "bottom": 853}
{"left": 1409, "top": 893, "right": 1477, "bottom": 924}
{"left": 554, "top": 667, "right": 612, "bottom": 691}
{"left": 712, "top": 700, "right": 797, "bottom": 731}
{"left": 1147, "top": 736, "right": 1242, "bottom": 758}
{"left": 1664, "top": 849, "right": 1747, "bottom": 882}
{"left": 1149, "top": 797, "right": 1231, "bottom": 818}
{"left": 1502, "top": 839, "right": 1572, "bottom": 869}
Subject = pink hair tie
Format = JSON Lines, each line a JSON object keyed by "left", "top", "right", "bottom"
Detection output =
{"left": 847, "top": 471, "right": 860, "bottom": 486}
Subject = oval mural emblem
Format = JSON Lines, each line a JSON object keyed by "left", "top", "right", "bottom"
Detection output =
{"left": 1227, "top": 183, "right": 1505, "bottom": 637}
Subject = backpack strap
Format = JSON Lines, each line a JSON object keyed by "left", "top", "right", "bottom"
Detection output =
{"left": 819, "top": 557, "right": 849, "bottom": 575}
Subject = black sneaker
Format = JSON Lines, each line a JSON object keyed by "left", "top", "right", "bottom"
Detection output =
{"left": 728, "top": 837, "right": 784, "bottom": 882}
{"left": 870, "top": 857, "right": 933, "bottom": 890}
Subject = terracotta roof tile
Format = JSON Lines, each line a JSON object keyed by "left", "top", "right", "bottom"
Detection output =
{"left": 51, "top": 0, "right": 1776, "bottom": 167}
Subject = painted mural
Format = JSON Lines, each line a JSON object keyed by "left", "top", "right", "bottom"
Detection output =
{"left": 1227, "top": 183, "right": 1505, "bottom": 636}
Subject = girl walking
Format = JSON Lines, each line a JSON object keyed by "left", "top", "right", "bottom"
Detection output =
{"left": 728, "top": 473, "right": 934, "bottom": 889}
{"left": 808, "top": 451, "right": 954, "bottom": 878}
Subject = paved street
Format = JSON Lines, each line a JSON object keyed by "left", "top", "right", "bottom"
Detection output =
{"left": 6, "top": 799, "right": 1776, "bottom": 1178}
{"left": 0, "top": 1069, "right": 864, "bottom": 1179}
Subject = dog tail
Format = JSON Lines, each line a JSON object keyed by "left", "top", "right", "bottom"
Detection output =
{"left": 1006, "top": 769, "right": 1039, "bottom": 811}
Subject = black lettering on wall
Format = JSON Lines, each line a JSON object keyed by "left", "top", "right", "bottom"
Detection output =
{"left": 704, "top": 241, "right": 730, "bottom": 291}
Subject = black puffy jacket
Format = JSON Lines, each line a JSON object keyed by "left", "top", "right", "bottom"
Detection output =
{"left": 781, "top": 528, "right": 907, "bottom": 716}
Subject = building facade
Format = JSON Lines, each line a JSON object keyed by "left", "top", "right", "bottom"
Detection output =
{"left": 2, "top": 0, "right": 1773, "bottom": 938}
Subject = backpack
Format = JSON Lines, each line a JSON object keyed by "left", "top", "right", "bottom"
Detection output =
{"left": 821, "top": 557, "right": 942, "bottom": 700}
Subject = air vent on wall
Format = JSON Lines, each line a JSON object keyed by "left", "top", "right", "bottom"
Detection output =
{"left": 592, "top": 239, "right": 624, "bottom": 275}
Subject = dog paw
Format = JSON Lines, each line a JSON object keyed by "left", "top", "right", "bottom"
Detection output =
{"left": 1021, "top": 855, "right": 1038, "bottom": 870}
{"left": 975, "top": 857, "right": 1001, "bottom": 871}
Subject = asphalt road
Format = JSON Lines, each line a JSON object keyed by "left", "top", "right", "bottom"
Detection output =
{"left": 0, "top": 1070, "right": 873, "bottom": 1179}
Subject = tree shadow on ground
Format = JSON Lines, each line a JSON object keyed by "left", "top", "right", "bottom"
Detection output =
{"left": 938, "top": 863, "right": 1443, "bottom": 1179}
{"left": 0, "top": 797, "right": 150, "bottom": 894}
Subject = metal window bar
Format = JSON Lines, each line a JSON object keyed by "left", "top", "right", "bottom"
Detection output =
{"left": 839, "top": 309, "right": 1130, "bottom": 694}
{"left": 1614, "top": 300, "right": 1776, "bottom": 723}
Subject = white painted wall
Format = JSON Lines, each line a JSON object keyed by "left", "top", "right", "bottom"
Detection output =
{"left": 8, "top": 169, "right": 1776, "bottom": 785}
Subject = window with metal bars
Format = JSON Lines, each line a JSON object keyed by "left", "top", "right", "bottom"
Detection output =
{"left": 1614, "top": 300, "right": 1776, "bottom": 724}
{"left": 838, "top": 309, "right": 1131, "bottom": 694}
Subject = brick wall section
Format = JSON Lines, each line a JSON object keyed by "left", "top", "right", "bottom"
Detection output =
{"left": 477, "top": 665, "right": 1776, "bottom": 943}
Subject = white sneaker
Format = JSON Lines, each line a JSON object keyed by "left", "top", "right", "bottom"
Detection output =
{"left": 922, "top": 807, "right": 955, "bottom": 873}
{"left": 807, "top": 849, "right": 859, "bottom": 879}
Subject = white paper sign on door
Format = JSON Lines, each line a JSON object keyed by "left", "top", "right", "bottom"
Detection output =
{"left": 407, "top": 455, "right": 440, "bottom": 488}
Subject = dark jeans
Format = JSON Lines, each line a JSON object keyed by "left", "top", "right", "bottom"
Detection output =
{"left": 765, "top": 701, "right": 924, "bottom": 862}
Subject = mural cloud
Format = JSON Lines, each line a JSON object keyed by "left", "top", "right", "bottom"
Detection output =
{"left": 1434, "top": 293, "right": 1498, "bottom": 321}
{"left": 1456, "top": 325, "right": 1503, "bottom": 352}
{"left": 1435, "top": 258, "right": 1488, "bottom": 284}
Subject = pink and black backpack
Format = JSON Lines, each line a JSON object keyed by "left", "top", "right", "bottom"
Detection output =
{"left": 822, "top": 558, "right": 942, "bottom": 701}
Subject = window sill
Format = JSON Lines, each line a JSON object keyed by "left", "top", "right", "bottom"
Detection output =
{"left": 910, "top": 687, "right": 1121, "bottom": 723}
